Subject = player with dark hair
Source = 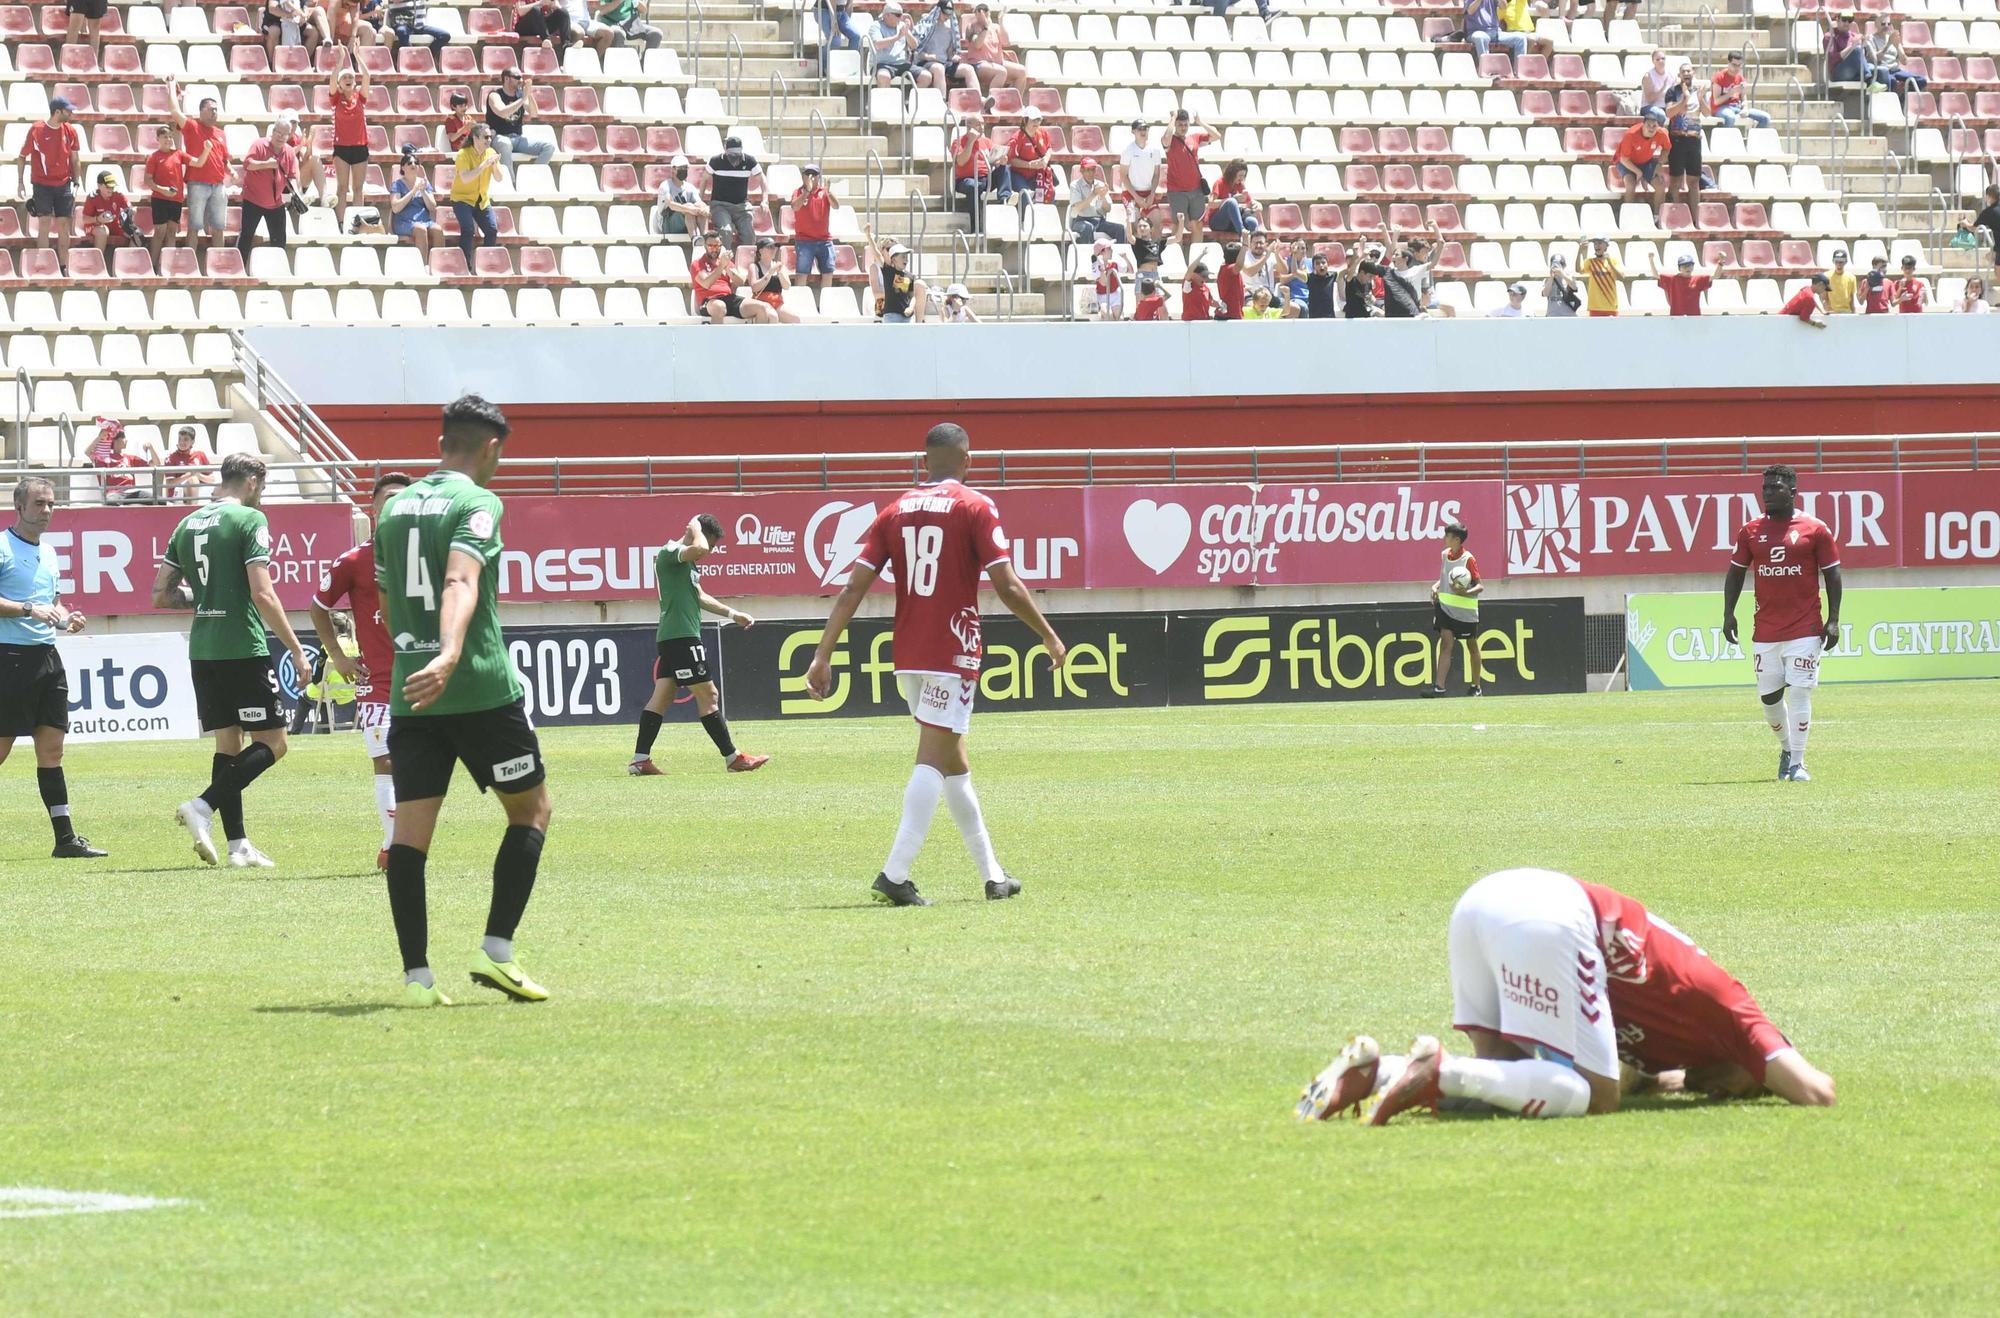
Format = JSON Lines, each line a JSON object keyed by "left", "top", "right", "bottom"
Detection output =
{"left": 1, "top": 477, "right": 105, "bottom": 858}
{"left": 1298, "top": 868, "right": 1837, "bottom": 1124}
{"left": 373, "top": 394, "right": 553, "bottom": 1007}
{"left": 805, "top": 422, "right": 1067, "bottom": 906}
{"left": 155, "top": 453, "right": 312, "bottom": 868}
{"left": 628, "top": 512, "right": 768, "bottom": 776}
{"left": 309, "top": 470, "right": 414, "bottom": 871}
{"left": 1722, "top": 464, "right": 1842, "bottom": 782}
{"left": 1426, "top": 520, "right": 1483, "bottom": 697}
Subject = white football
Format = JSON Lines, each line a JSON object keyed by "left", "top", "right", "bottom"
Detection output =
{"left": 1449, "top": 565, "right": 1473, "bottom": 590}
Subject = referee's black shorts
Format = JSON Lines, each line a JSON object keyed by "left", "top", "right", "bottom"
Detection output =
{"left": 389, "top": 698, "right": 546, "bottom": 801}
{"left": 0, "top": 642, "right": 68, "bottom": 737}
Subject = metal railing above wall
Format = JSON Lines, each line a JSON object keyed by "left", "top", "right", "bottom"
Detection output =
{"left": 228, "top": 330, "right": 364, "bottom": 499}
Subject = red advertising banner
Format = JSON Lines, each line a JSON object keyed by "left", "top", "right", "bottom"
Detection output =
{"left": 1899, "top": 470, "right": 2000, "bottom": 568}
{"left": 45, "top": 503, "right": 356, "bottom": 614}
{"left": 1501, "top": 473, "right": 1904, "bottom": 577}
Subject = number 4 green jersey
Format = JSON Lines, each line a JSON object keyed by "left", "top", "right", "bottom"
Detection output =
{"left": 374, "top": 470, "right": 523, "bottom": 718}
{"left": 165, "top": 500, "right": 272, "bottom": 660}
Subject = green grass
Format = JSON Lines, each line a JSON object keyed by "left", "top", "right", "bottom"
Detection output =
{"left": 3, "top": 685, "right": 1997, "bottom": 1314}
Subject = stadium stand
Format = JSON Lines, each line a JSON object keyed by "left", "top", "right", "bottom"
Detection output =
{"left": 2, "top": 0, "right": 1997, "bottom": 476}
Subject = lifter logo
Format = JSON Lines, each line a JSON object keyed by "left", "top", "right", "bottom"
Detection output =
{"left": 1501, "top": 965, "right": 1561, "bottom": 1018}
{"left": 1504, "top": 483, "right": 1582, "bottom": 576}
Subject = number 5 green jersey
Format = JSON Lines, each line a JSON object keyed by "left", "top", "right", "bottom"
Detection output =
{"left": 165, "top": 500, "right": 272, "bottom": 660}
{"left": 373, "top": 470, "right": 523, "bottom": 718}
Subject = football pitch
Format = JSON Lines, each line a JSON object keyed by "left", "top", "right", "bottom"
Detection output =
{"left": 4, "top": 684, "right": 1996, "bottom": 1313}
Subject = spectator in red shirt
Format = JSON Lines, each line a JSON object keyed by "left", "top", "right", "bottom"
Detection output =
{"left": 1132, "top": 274, "right": 1170, "bottom": 321}
{"left": 692, "top": 230, "right": 777, "bottom": 324}
{"left": 1214, "top": 242, "right": 1246, "bottom": 319}
{"left": 21, "top": 97, "right": 83, "bottom": 272}
{"left": 996, "top": 106, "right": 1052, "bottom": 205}
{"left": 1612, "top": 109, "right": 1670, "bottom": 215}
{"left": 1204, "top": 160, "right": 1261, "bottom": 237}
{"left": 1862, "top": 255, "right": 1894, "bottom": 313}
{"left": 1181, "top": 262, "right": 1219, "bottom": 321}
{"left": 950, "top": 112, "right": 1000, "bottom": 235}
{"left": 441, "top": 91, "right": 477, "bottom": 153}
{"left": 1162, "top": 108, "right": 1216, "bottom": 258}
{"left": 1779, "top": 274, "right": 1830, "bottom": 328}
{"left": 1891, "top": 254, "right": 1929, "bottom": 312}
{"left": 328, "top": 48, "right": 374, "bottom": 232}
{"left": 79, "top": 171, "right": 139, "bottom": 257}
{"left": 237, "top": 120, "right": 300, "bottom": 257}
{"left": 790, "top": 164, "right": 839, "bottom": 295}
{"left": 163, "top": 426, "right": 218, "bottom": 503}
{"left": 87, "top": 421, "right": 163, "bottom": 505}
{"left": 1655, "top": 251, "right": 1719, "bottom": 316}
{"left": 144, "top": 122, "right": 190, "bottom": 262}
{"left": 170, "top": 78, "right": 231, "bottom": 260}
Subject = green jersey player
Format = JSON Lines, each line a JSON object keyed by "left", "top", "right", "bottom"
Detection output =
{"left": 151, "top": 454, "right": 311, "bottom": 869}
{"left": 373, "top": 394, "right": 553, "bottom": 1008}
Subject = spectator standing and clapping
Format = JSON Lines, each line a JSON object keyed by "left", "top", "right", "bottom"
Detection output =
{"left": 1663, "top": 65, "right": 1705, "bottom": 217}
{"left": 789, "top": 165, "right": 838, "bottom": 296}
{"left": 652, "top": 154, "right": 708, "bottom": 239}
{"left": 145, "top": 123, "right": 189, "bottom": 262}
{"left": 384, "top": 0, "right": 449, "bottom": 54}
{"left": 1090, "top": 234, "right": 1129, "bottom": 320}
{"left": 1863, "top": 254, "right": 1893, "bottom": 312}
{"left": 1465, "top": 0, "right": 1522, "bottom": 62}
{"left": 814, "top": 0, "right": 865, "bottom": 74}
{"left": 864, "top": 225, "right": 929, "bottom": 322}
{"left": 1204, "top": 160, "right": 1261, "bottom": 237}
{"left": 1543, "top": 253, "right": 1581, "bottom": 316}
{"left": 1891, "top": 254, "right": 1929, "bottom": 313}
{"left": 515, "top": 0, "right": 578, "bottom": 55}
{"left": 163, "top": 427, "right": 217, "bottom": 503}
{"left": 950, "top": 113, "right": 999, "bottom": 232}
{"left": 1613, "top": 108, "right": 1671, "bottom": 215}
{"left": 997, "top": 105, "right": 1052, "bottom": 205}
{"left": 963, "top": 5, "right": 1028, "bottom": 95}
{"left": 1638, "top": 49, "right": 1674, "bottom": 112}
{"left": 88, "top": 421, "right": 163, "bottom": 504}
{"left": 389, "top": 148, "right": 444, "bottom": 258}
{"left": 692, "top": 230, "right": 756, "bottom": 323}
{"left": 1238, "top": 231, "right": 1278, "bottom": 309}
{"left": 912, "top": 0, "right": 978, "bottom": 93}
{"left": 1488, "top": 282, "right": 1531, "bottom": 317}
{"left": 1348, "top": 225, "right": 1440, "bottom": 319}
{"left": 1116, "top": 120, "right": 1165, "bottom": 231}
{"left": 706, "top": 135, "right": 765, "bottom": 250}
{"left": 170, "top": 80, "right": 230, "bottom": 263}
{"left": 20, "top": 97, "right": 83, "bottom": 274}
{"left": 1825, "top": 13, "right": 1868, "bottom": 84}
{"left": 747, "top": 237, "right": 801, "bottom": 323}
{"left": 238, "top": 119, "right": 299, "bottom": 256}
{"left": 1780, "top": 274, "right": 1831, "bottom": 327}
{"left": 1708, "top": 51, "right": 1772, "bottom": 128}
{"left": 1067, "top": 158, "right": 1126, "bottom": 245}
{"left": 79, "top": 171, "right": 140, "bottom": 256}
{"left": 487, "top": 69, "right": 556, "bottom": 182}
{"left": 1653, "top": 250, "right": 1719, "bottom": 316}
{"left": 1953, "top": 277, "right": 1990, "bottom": 313}
{"left": 1581, "top": 236, "right": 1623, "bottom": 316}
{"left": 449, "top": 123, "right": 504, "bottom": 263}
{"left": 1162, "top": 109, "right": 1215, "bottom": 259}
{"left": 1825, "top": 248, "right": 1859, "bottom": 313}
{"left": 871, "top": 3, "right": 917, "bottom": 85}
{"left": 328, "top": 48, "right": 373, "bottom": 233}
{"left": 941, "top": 283, "right": 980, "bottom": 322}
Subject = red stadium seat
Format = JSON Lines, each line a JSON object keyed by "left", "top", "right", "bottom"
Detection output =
{"left": 430, "top": 248, "right": 470, "bottom": 277}
{"left": 396, "top": 85, "right": 435, "bottom": 115}
{"left": 1660, "top": 202, "right": 1693, "bottom": 231}
{"left": 1070, "top": 124, "right": 1106, "bottom": 154}
{"left": 91, "top": 124, "right": 133, "bottom": 154}
{"left": 231, "top": 46, "right": 269, "bottom": 75}
{"left": 397, "top": 48, "right": 437, "bottom": 75}
{"left": 468, "top": 7, "right": 511, "bottom": 36}
{"left": 52, "top": 81, "right": 90, "bottom": 112}
{"left": 987, "top": 88, "right": 1023, "bottom": 115}
{"left": 1307, "top": 202, "right": 1343, "bottom": 233}
{"left": 1550, "top": 54, "right": 1586, "bottom": 82}
{"left": 0, "top": 6, "right": 33, "bottom": 37}
{"left": 1378, "top": 127, "right": 1412, "bottom": 156}
{"left": 1739, "top": 240, "right": 1778, "bottom": 271}
{"left": 97, "top": 83, "right": 133, "bottom": 114}
{"left": 1697, "top": 202, "right": 1732, "bottom": 231}
{"left": 597, "top": 124, "right": 634, "bottom": 154}
{"left": 1414, "top": 127, "right": 1450, "bottom": 156}
{"left": 112, "top": 248, "right": 155, "bottom": 279}
{"left": 1388, "top": 202, "right": 1423, "bottom": 229}
{"left": 1901, "top": 21, "right": 1931, "bottom": 48}
{"left": 274, "top": 46, "right": 311, "bottom": 75}
{"left": 441, "top": 46, "right": 478, "bottom": 77}
{"left": 1266, "top": 203, "right": 1303, "bottom": 232}
{"left": 1778, "top": 240, "right": 1815, "bottom": 269}
{"left": 20, "top": 248, "right": 62, "bottom": 279}
{"left": 1734, "top": 202, "right": 1771, "bottom": 231}
{"left": 1344, "top": 164, "right": 1380, "bottom": 192}
{"left": 1479, "top": 54, "right": 1514, "bottom": 80}
{"left": 205, "top": 249, "right": 246, "bottom": 278}
{"left": 1564, "top": 127, "right": 1598, "bottom": 154}
{"left": 563, "top": 86, "right": 602, "bottom": 116}
{"left": 645, "top": 126, "right": 682, "bottom": 156}
{"left": 523, "top": 46, "right": 561, "bottom": 77}
{"left": 59, "top": 43, "right": 98, "bottom": 74}
{"left": 1703, "top": 240, "right": 1739, "bottom": 269}
{"left": 481, "top": 47, "right": 520, "bottom": 76}
{"left": 1420, "top": 164, "right": 1456, "bottom": 193}
{"left": 474, "top": 247, "right": 514, "bottom": 277}
{"left": 160, "top": 248, "right": 200, "bottom": 279}
{"left": 13, "top": 44, "right": 54, "bottom": 75}
{"left": 1340, "top": 127, "right": 1374, "bottom": 155}
{"left": 1028, "top": 87, "right": 1064, "bottom": 117}
{"left": 1426, "top": 203, "right": 1462, "bottom": 232}
{"left": 1348, "top": 202, "right": 1383, "bottom": 231}
{"left": 519, "top": 246, "right": 559, "bottom": 276}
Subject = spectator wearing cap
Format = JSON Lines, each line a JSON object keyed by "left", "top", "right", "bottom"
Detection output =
{"left": 706, "top": 135, "right": 766, "bottom": 250}
{"left": 963, "top": 5, "right": 1028, "bottom": 94}
{"left": 692, "top": 229, "right": 777, "bottom": 323}
{"left": 449, "top": 123, "right": 504, "bottom": 263}
{"left": 389, "top": 149, "right": 444, "bottom": 258}
{"left": 163, "top": 426, "right": 218, "bottom": 503}
{"left": 1580, "top": 236, "right": 1623, "bottom": 316}
{"left": 384, "top": 0, "right": 449, "bottom": 54}
{"left": 1132, "top": 273, "right": 1170, "bottom": 321}
{"left": 167, "top": 78, "right": 230, "bottom": 262}
{"left": 652, "top": 153, "right": 708, "bottom": 239}
{"left": 1204, "top": 160, "right": 1261, "bottom": 237}
{"left": 996, "top": 105, "right": 1052, "bottom": 205}
{"left": 1662, "top": 63, "right": 1704, "bottom": 215}
{"left": 1653, "top": 250, "right": 1719, "bottom": 316}
{"left": 88, "top": 421, "right": 163, "bottom": 505}
{"left": 1639, "top": 49, "right": 1674, "bottom": 112}
{"left": 1708, "top": 51, "right": 1771, "bottom": 128}
{"left": 1181, "top": 262, "right": 1220, "bottom": 321}
{"left": 1488, "top": 283, "right": 1531, "bottom": 317}
{"left": 238, "top": 118, "right": 300, "bottom": 257}
{"left": 590, "top": 0, "right": 663, "bottom": 50}
{"left": 1824, "top": 249, "right": 1858, "bottom": 313}
{"left": 942, "top": 283, "right": 980, "bottom": 322}
{"left": 950, "top": 112, "right": 1001, "bottom": 233}
{"left": 487, "top": 69, "right": 556, "bottom": 182}
{"left": 515, "top": 0, "right": 578, "bottom": 55}
{"left": 1825, "top": 14, "right": 1868, "bottom": 84}
{"left": 1780, "top": 274, "right": 1831, "bottom": 327}
{"left": 1162, "top": 109, "right": 1216, "bottom": 258}
{"left": 79, "top": 171, "right": 138, "bottom": 256}
{"left": 864, "top": 224, "right": 929, "bottom": 322}
{"left": 1115, "top": 121, "right": 1165, "bottom": 230}
{"left": 1613, "top": 109, "right": 1671, "bottom": 214}
{"left": 144, "top": 123, "right": 189, "bottom": 262}
{"left": 22, "top": 97, "right": 83, "bottom": 273}
{"left": 1891, "top": 254, "right": 1929, "bottom": 313}
{"left": 789, "top": 166, "right": 839, "bottom": 294}
{"left": 871, "top": 3, "right": 918, "bottom": 85}
{"left": 912, "top": 0, "right": 978, "bottom": 92}
{"left": 1543, "top": 253, "right": 1581, "bottom": 316}
{"left": 746, "top": 237, "right": 801, "bottom": 323}
{"left": 1090, "top": 233, "right": 1129, "bottom": 319}
{"left": 814, "top": 0, "right": 865, "bottom": 74}
{"left": 1863, "top": 254, "right": 1893, "bottom": 313}
{"left": 1068, "top": 158, "right": 1127, "bottom": 245}
{"left": 1465, "top": 0, "right": 1524, "bottom": 62}
{"left": 1952, "top": 277, "right": 1990, "bottom": 314}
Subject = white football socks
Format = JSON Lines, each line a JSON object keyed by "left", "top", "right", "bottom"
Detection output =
{"left": 942, "top": 773, "right": 1001, "bottom": 884}
{"left": 1785, "top": 687, "right": 1812, "bottom": 765}
{"left": 883, "top": 765, "right": 945, "bottom": 882}
{"left": 373, "top": 773, "right": 397, "bottom": 849}
{"left": 1762, "top": 693, "right": 1786, "bottom": 742}
{"left": 1439, "top": 1056, "right": 1591, "bottom": 1118}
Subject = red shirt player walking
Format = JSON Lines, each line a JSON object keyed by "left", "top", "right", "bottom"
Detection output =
{"left": 1722, "top": 464, "right": 1843, "bottom": 782}
{"left": 308, "top": 472, "right": 413, "bottom": 870}
{"left": 806, "top": 423, "right": 1067, "bottom": 907}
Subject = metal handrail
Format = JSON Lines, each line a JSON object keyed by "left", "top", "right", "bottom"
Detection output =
{"left": 1828, "top": 110, "right": 1850, "bottom": 196}
{"left": 685, "top": 0, "right": 706, "bottom": 84}
{"left": 938, "top": 99, "right": 955, "bottom": 217}
{"left": 227, "top": 329, "right": 362, "bottom": 499}
{"left": 897, "top": 77, "right": 918, "bottom": 177}
{"left": 1947, "top": 112, "right": 1974, "bottom": 204}
{"left": 1928, "top": 186, "right": 1948, "bottom": 269}
{"left": 995, "top": 267, "right": 1017, "bottom": 322}
{"left": 805, "top": 107, "right": 829, "bottom": 173}
{"left": 1693, "top": 6, "right": 1715, "bottom": 73}
{"left": 724, "top": 32, "right": 745, "bottom": 121}
{"left": 863, "top": 146, "right": 885, "bottom": 232}
{"left": 1742, "top": 41, "right": 1763, "bottom": 109}
{"left": 948, "top": 226, "right": 972, "bottom": 291}
{"left": 904, "top": 188, "right": 930, "bottom": 278}
{"left": 1784, "top": 74, "right": 1805, "bottom": 160}
{"left": 10, "top": 366, "right": 28, "bottom": 461}
{"left": 57, "top": 413, "right": 76, "bottom": 470}
{"left": 1783, "top": 0, "right": 1798, "bottom": 66}
{"left": 768, "top": 70, "right": 789, "bottom": 158}
{"left": 860, "top": 43, "right": 877, "bottom": 138}
{"left": 789, "top": 0, "right": 802, "bottom": 67}
{"left": 1882, "top": 142, "right": 1909, "bottom": 230}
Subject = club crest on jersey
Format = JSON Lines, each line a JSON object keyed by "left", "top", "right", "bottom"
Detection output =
{"left": 1600, "top": 919, "right": 1651, "bottom": 984}
{"left": 950, "top": 606, "right": 983, "bottom": 659}
{"left": 467, "top": 509, "right": 496, "bottom": 541}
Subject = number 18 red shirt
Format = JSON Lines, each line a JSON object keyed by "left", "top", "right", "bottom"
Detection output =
{"left": 1729, "top": 512, "right": 1838, "bottom": 643}
{"left": 854, "top": 479, "right": 1011, "bottom": 676}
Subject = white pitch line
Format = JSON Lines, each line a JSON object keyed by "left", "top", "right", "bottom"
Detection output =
{"left": 0, "top": 1187, "right": 190, "bottom": 1220}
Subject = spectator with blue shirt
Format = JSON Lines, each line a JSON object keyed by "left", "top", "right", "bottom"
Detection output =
{"left": 1, "top": 478, "right": 106, "bottom": 858}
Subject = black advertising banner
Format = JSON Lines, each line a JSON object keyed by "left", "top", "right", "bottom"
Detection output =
{"left": 1167, "top": 600, "right": 1588, "bottom": 705}
{"left": 722, "top": 612, "right": 1169, "bottom": 721}
{"left": 504, "top": 622, "right": 723, "bottom": 727}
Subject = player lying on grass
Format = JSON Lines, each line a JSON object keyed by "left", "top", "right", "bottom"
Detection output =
{"left": 1298, "top": 868, "right": 1837, "bottom": 1123}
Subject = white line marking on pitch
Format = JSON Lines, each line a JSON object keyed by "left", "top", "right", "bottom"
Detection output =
{"left": 0, "top": 1187, "right": 191, "bottom": 1219}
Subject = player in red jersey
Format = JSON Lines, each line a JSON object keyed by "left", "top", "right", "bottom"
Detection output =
{"left": 1298, "top": 868, "right": 1836, "bottom": 1124}
{"left": 1722, "top": 464, "right": 1842, "bottom": 782}
{"left": 308, "top": 472, "right": 412, "bottom": 871}
{"left": 804, "top": 423, "right": 1067, "bottom": 907}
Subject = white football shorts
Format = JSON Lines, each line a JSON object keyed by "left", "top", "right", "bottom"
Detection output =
{"left": 897, "top": 671, "right": 976, "bottom": 736}
{"left": 1448, "top": 868, "right": 1620, "bottom": 1080}
{"left": 1754, "top": 636, "right": 1823, "bottom": 695}
{"left": 357, "top": 700, "right": 392, "bottom": 760}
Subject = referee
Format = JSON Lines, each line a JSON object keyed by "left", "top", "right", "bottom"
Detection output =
{"left": 0, "top": 478, "right": 106, "bottom": 857}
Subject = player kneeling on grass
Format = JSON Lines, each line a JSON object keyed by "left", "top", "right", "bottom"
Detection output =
{"left": 1297, "top": 868, "right": 1836, "bottom": 1124}
{"left": 805, "top": 422, "right": 1066, "bottom": 907}
{"left": 629, "top": 512, "right": 767, "bottom": 776}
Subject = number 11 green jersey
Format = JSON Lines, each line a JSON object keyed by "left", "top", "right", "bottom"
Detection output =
{"left": 373, "top": 469, "right": 522, "bottom": 718}
{"left": 165, "top": 499, "right": 272, "bottom": 660}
